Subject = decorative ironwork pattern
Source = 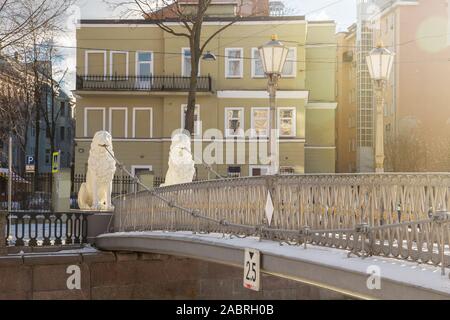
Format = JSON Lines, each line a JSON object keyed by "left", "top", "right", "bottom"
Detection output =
{"left": 113, "top": 174, "right": 450, "bottom": 270}
{"left": 76, "top": 75, "right": 213, "bottom": 92}
{"left": 5, "top": 211, "right": 90, "bottom": 247}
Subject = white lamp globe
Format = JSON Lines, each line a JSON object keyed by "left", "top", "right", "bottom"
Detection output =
{"left": 258, "top": 35, "right": 290, "bottom": 75}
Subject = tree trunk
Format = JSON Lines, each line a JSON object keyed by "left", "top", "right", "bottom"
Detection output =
{"left": 185, "top": 69, "right": 198, "bottom": 135}
{"left": 184, "top": 25, "right": 202, "bottom": 136}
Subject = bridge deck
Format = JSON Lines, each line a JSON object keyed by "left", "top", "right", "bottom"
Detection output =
{"left": 96, "top": 231, "right": 450, "bottom": 300}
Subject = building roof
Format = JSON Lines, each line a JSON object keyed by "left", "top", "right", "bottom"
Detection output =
{"left": 79, "top": 15, "right": 306, "bottom": 25}
{"left": 145, "top": 0, "right": 270, "bottom": 18}
{"left": 307, "top": 20, "right": 336, "bottom": 24}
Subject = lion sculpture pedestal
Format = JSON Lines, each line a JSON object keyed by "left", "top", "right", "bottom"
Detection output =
{"left": 78, "top": 131, "right": 117, "bottom": 211}
{"left": 161, "top": 133, "right": 196, "bottom": 187}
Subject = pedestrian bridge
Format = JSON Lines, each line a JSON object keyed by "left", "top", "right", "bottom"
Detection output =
{"left": 96, "top": 230, "right": 450, "bottom": 300}
{"left": 97, "top": 173, "right": 450, "bottom": 300}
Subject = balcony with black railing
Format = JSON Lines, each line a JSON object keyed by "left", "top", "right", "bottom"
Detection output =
{"left": 76, "top": 75, "right": 213, "bottom": 92}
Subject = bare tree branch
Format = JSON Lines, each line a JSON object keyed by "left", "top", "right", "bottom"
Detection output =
{"left": 0, "top": 0, "right": 74, "bottom": 51}
{"left": 0, "top": 0, "right": 73, "bottom": 176}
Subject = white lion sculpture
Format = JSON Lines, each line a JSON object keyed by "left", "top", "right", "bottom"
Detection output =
{"left": 78, "top": 131, "right": 117, "bottom": 211}
{"left": 161, "top": 133, "right": 195, "bottom": 187}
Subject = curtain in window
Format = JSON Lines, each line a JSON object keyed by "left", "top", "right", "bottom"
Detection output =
{"left": 227, "top": 109, "right": 242, "bottom": 134}
{"left": 253, "top": 109, "right": 269, "bottom": 136}
{"left": 227, "top": 50, "right": 242, "bottom": 77}
{"left": 183, "top": 49, "right": 191, "bottom": 76}
{"left": 280, "top": 110, "right": 294, "bottom": 136}
{"left": 253, "top": 49, "right": 264, "bottom": 77}
{"left": 282, "top": 49, "right": 295, "bottom": 76}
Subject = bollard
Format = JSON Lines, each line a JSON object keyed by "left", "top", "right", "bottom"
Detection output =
{"left": 0, "top": 211, "right": 7, "bottom": 256}
{"left": 52, "top": 169, "right": 72, "bottom": 213}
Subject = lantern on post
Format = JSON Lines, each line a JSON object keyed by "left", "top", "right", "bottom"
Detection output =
{"left": 366, "top": 42, "right": 395, "bottom": 173}
{"left": 258, "top": 35, "right": 289, "bottom": 175}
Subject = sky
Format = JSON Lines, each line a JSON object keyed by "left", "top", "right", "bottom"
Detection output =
{"left": 58, "top": 0, "right": 356, "bottom": 93}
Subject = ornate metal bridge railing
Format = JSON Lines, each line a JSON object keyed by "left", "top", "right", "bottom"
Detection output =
{"left": 113, "top": 174, "right": 450, "bottom": 272}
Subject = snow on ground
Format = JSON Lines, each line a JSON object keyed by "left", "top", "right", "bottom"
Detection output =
{"left": 3, "top": 246, "right": 99, "bottom": 257}
{"left": 101, "top": 231, "right": 450, "bottom": 295}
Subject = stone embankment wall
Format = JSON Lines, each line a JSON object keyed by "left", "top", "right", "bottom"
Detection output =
{"left": 0, "top": 251, "right": 349, "bottom": 300}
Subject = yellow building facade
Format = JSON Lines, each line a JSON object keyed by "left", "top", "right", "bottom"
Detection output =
{"left": 74, "top": 16, "right": 337, "bottom": 179}
{"left": 337, "top": 1, "right": 450, "bottom": 173}
{"left": 336, "top": 24, "right": 357, "bottom": 173}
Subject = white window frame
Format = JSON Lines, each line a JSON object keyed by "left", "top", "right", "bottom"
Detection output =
{"left": 181, "top": 104, "right": 201, "bottom": 136}
{"left": 131, "top": 165, "right": 153, "bottom": 177}
{"left": 281, "top": 47, "right": 297, "bottom": 78}
{"left": 225, "top": 48, "right": 244, "bottom": 79}
{"left": 278, "top": 107, "right": 297, "bottom": 137}
{"left": 110, "top": 51, "right": 129, "bottom": 79}
{"left": 84, "top": 107, "right": 106, "bottom": 138}
{"left": 85, "top": 50, "right": 107, "bottom": 78}
{"left": 135, "top": 51, "right": 154, "bottom": 78}
{"left": 109, "top": 107, "right": 128, "bottom": 138}
{"left": 249, "top": 165, "right": 271, "bottom": 177}
{"left": 132, "top": 107, "right": 153, "bottom": 139}
{"left": 251, "top": 48, "right": 265, "bottom": 78}
{"left": 225, "top": 107, "right": 245, "bottom": 138}
{"left": 250, "top": 107, "right": 270, "bottom": 138}
{"left": 181, "top": 47, "right": 200, "bottom": 77}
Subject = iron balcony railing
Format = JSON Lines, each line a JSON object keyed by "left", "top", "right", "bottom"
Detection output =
{"left": 76, "top": 74, "right": 213, "bottom": 92}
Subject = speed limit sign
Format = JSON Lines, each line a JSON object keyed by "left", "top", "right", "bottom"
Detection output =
{"left": 243, "top": 248, "right": 261, "bottom": 292}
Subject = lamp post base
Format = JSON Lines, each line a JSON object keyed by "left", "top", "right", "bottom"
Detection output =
{"left": 376, "top": 167, "right": 385, "bottom": 174}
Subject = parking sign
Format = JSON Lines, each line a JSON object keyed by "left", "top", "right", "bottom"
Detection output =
{"left": 26, "top": 156, "right": 35, "bottom": 173}
{"left": 26, "top": 156, "right": 34, "bottom": 165}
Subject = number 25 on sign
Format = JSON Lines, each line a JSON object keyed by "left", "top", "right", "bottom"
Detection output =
{"left": 244, "top": 248, "right": 260, "bottom": 292}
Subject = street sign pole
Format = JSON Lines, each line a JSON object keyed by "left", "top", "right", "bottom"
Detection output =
{"left": 7, "top": 135, "right": 13, "bottom": 241}
{"left": 8, "top": 135, "right": 12, "bottom": 213}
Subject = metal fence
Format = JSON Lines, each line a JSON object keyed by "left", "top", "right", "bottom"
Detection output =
{"left": 0, "top": 172, "right": 53, "bottom": 211}
{"left": 113, "top": 173, "right": 450, "bottom": 271}
{"left": 5, "top": 211, "right": 90, "bottom": 247}
{"left": 70, "top": 174, "right": 165, "bottom": 209}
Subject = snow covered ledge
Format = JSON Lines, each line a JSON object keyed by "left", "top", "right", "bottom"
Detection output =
{"left": 96, "top": 231, "right": 450, "bottom": 300}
